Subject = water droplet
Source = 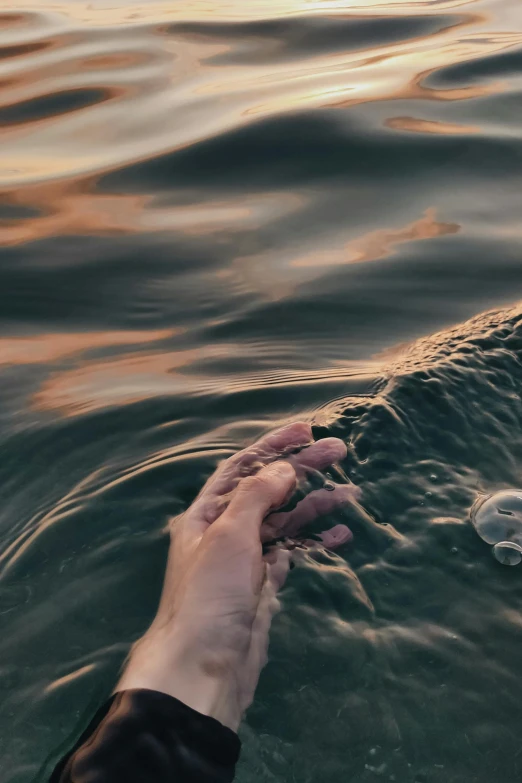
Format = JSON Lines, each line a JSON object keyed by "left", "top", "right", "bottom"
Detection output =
{"left": 450, "top": 547, "right": 458, "bottom": 555}
{"left": 425, "top": 491, "right": 432, "bottom": 499}
{"left": 493, "top": 541, "right": 522, "bottom": 566}
{"left": 430, "top": 474, "right": 437, "bottom": 482}
{"left": 323, "top": 481, "right": 335, "bottom": 492}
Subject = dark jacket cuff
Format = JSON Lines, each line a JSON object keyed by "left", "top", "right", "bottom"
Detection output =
{"left": 49, "top": 688, "right": 241, "bottom": 782}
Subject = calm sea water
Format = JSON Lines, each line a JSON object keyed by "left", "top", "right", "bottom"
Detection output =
{"left": 2, "top": 1, "right": 522, "bottom": 781}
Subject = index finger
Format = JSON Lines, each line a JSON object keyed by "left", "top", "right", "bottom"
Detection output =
{"left": 218, "top": 461, "right": 297, "bottom": 533}
{"left": 202, "top": 421, "right": 312, "bottom": 499}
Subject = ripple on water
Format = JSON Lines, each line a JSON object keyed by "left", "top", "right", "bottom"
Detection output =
{"left": 2, "top": 0, "right": 522, "bottom": 782}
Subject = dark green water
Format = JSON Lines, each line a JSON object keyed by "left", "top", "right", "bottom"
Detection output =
{"left": 2, "top": 1, "right": 522, "bottom": 781}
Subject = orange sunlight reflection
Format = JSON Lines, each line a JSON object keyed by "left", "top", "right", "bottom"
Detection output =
{"left": 2, "top": 1, "right": 482, "bottom": 26}
{"left": 33, "top": 350, "right": 379, "bottom": 417}
{"left": 1, "top": 0, "right": 519, "bottom": 190}
{"left": 44, "top": 664, "right": 96, "bottom": 693}
{"left": 293, "top": 208, "right": 460, "bottom": 268}
{"left": 0, "top": 179, "right": 304, "bottom": 246}
{"left": 0, "top": 329, "right": 177, "bottom": 365}
{"left": 33, "top": 345, "right": 235, "bottom": 415}
{"left": 234, "top": 208, "right": 460, "bottom": 300}
{"left": 386, "top": 116, "right": 480, "bottom": 134}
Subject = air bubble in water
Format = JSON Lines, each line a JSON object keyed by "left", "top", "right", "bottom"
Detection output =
{"left": 493, "top": 541, "right": 522, "bottom": 566}
{"left": 471, "top": 490, "right": 522, "bottom": 566}
{"left": 471, "top": 491, "right": 522, "bottom": 545}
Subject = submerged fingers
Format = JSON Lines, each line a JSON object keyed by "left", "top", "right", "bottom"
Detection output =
{"left": 313, "top": 524, "right": 353, "bottom": 549}
{"left": 203, "top": 421, "right": 312, "bottom": 500}
{"left": 261, "top": 482, "right": 359, "bottom": 543}
{"left": 209, "top": 430, "right": 346, "bottom": 498}
{"left": 289, "top": 437, "right": 347, "bottom": 477}
{"left": 193, "top": 421, "right": 351, "bottom": 538}
{"left": 219, "top": 461, "right": 297, "bottom": 533}
{"left": 200, "top": 423, "right": 347, "bottom": 508}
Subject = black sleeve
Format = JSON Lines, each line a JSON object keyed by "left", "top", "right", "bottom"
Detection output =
{"left": 49, "top": 688, "right": 241, "bottom": 783}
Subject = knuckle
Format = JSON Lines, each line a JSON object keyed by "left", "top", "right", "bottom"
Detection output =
{"left": 168, "top": 513, "right": 184, "bottom": 536}
{"left": 239, "top": 473, "right": 269, "bottom": 494}
{"left": 226, "top": 452, "right": 242, "bottom": 469}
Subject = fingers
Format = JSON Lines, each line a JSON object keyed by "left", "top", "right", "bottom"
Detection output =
{"left": 289, "top": 437, "right": 347, "bottom": 477}
{"left": 219, "top": 461, "right": 297, "bottom": 532}
{"left": 203, "top": 422, "right": 312, "bottom": 501}
{"left": 315, "top": 524, "right": 353, "bottom": 549}
{"left": 194, "top": 423, "right": 347, "bottom": 531}
{"left": 189, "top": 421, "right": 347, "bottom": 538}
{"left": 253, "top": 421, "right": 312, "bottom": 455}
{"left": 261, "top": 482, "right": 359, "bottom": 542}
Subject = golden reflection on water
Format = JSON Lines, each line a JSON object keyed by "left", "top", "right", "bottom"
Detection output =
{"left": 44, "top": 664, "right": 96, "bottom": 693}
{"left": 0, "top": 329, "right": 176, "bottom": 365}
{"left": 0, "top": 179, "right": 303, "bottom": 245}
{"left": 232, "top": 208, "right": 460, "bottom": 299}
{"left": 1, "top": 0, "right": 483, "bottom": 26}
{"left": 33, "top": 348, "right": 221, "bottom": 415}
{"left": 292, "top": 208, "right": 460, "bottom": 267}
{"left": 34, "top": 351, "right": 379, "bottom": 416}
{"left": 385, "top": 115, "right": 479, "bottom": 133}
{"left": 0, "top": 0, "right": 520, "bottom": 191}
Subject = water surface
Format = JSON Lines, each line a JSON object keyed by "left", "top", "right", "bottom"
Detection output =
{"left": 1, "top": 0, "right": 522, "bottom": 781}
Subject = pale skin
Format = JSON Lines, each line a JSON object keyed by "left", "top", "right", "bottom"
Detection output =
{"left": 117, "top": 422, "right": 359, "bottom": 731}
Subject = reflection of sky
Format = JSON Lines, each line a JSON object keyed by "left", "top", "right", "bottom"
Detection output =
{"left": 0, "top": 329, "right": 176, "bottom": 364}
{"left": 0, "top": 0, "right": 519, "bottom": 189}
{"left": 0, "top": 0, "right": 519, "bottom": 259}
{"left": 1, "top": 0, "right": 522, "bottom": 417}
{"left": 231, "top": 208, "right": 460, "bottom": 298}
{"left": 32, "top": 342, "right": 379, "bottom": 416}
{"left": 0, "top": 184, "right": 303, "bottom": 245}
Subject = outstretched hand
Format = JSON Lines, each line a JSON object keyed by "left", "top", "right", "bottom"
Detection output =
{"left": 117, "top": 422, "right": 359, "bottom": 730}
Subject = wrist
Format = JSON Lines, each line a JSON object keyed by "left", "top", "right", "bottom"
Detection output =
{"left": 116, "top": 625, "right": 242, "bottom": 731}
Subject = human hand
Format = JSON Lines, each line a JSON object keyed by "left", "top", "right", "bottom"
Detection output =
{"left": 117, "top": 422, "right": 360, "bottom": 730}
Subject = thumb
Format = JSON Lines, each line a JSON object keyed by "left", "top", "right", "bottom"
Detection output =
{"left": 221, "top": 461, "right": 296, "bottom": 532}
